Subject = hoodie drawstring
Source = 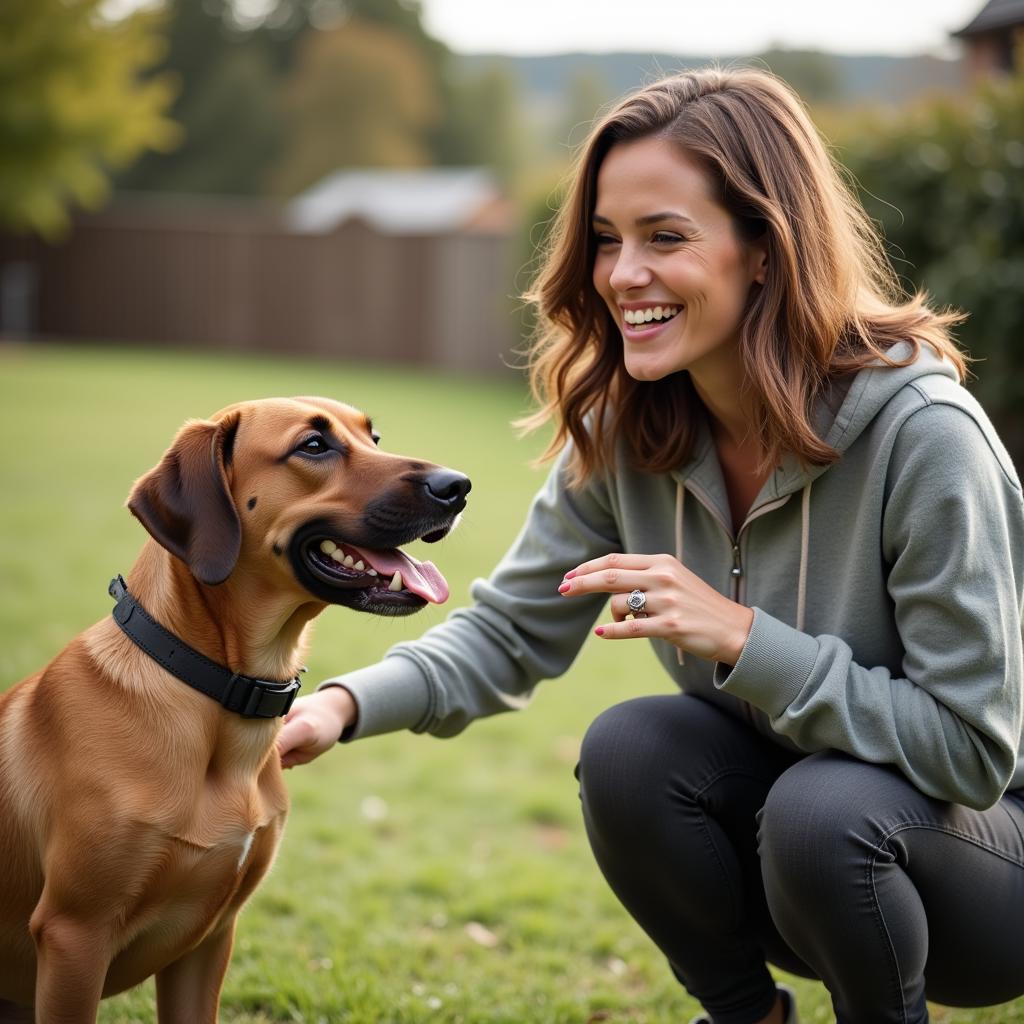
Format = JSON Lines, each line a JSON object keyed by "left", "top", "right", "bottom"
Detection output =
{"left": 675, "top": 482, "right": 686, "bottom": 666}
{"left": 796, "top": 480, "right": 812, "bottom": 633}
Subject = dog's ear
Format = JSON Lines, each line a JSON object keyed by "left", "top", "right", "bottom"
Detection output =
{"left": 127, "top": 412, "right": 242, "bottom": 585}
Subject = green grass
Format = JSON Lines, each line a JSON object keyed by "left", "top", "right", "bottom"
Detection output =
{"left": 1, "top": 341, "right": 1020, "bottom": 1024}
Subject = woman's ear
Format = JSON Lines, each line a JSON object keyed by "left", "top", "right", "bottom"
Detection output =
{"left": 126, "top": 412, "right": 242, "bottom": 585}
{"left": 750, "top": 237, "right": 769, "bottom": 286}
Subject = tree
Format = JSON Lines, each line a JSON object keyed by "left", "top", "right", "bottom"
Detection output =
{"left": 117, "top": 0, "right": 284, "bottom": 195}
{"left": 437, "top": 63, "right": 526, "bottom": 184}
{"left": 0, "top": 0, "right": 178, "bottom": 236}
{"left": 267, "top": 19, "right": 440, "bottom": 194}
{"left": 119, "top": 0, "right": 458, "bottom": 196}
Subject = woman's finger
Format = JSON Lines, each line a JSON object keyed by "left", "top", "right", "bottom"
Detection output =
{"left": 559, "top": 567, "right": 651, "bottom": 597}
{"left": 564, "top": 553, "right": 656, "bottom": 580}
{"left": 595, "top": 616, "right": 651, "bottom": 640}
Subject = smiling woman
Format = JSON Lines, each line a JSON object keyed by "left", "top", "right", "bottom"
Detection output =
{"left": 279, "top": 67, "right": 1024, "bottom": 1024}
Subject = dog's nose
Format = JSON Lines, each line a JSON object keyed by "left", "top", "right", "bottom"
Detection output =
{"left": 423, "top": 468, "right": 472, "bottom": 510}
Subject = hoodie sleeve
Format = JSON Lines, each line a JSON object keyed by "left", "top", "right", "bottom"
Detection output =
{"left": 319, "top": 445, "right": 620, "bottom": 740}
{"left": 716, "top": 400, "right": 1024, "bottom": 809}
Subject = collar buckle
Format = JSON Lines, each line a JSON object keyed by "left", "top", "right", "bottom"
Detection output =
{"left": 223, "top": 673, "right": 301, "bottom": 719}
{"left": 108, "top": 574, "right": 128, "bottom": 602}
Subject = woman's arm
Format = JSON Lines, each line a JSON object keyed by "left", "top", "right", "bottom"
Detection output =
{"left": 278, "top": 444, "right": 621, "bottom": 765}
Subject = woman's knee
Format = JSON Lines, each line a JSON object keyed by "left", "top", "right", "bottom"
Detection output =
{"left": 758, "top": 751, "right": 911, "bottom": 896}
{"left": 579, "top": 696, "right": 671, "bottom": 804}
{"left": 578, "top": 695, "right": 708, "bottom": 833}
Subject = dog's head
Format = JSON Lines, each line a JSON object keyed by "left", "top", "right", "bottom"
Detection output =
{"left": 126, "top": 397, "right": 470, "bottom": 616}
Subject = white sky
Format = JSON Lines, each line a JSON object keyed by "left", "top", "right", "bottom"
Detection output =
{"left": 420, "top": 0, "right": 985, "bottom": 57}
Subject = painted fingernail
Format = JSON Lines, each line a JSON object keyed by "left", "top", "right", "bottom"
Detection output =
{"left": 558, "top": 582, "right": 570, "bottom": 594}
{"left": 563, "top": 570, "right": 577, "bottom": 579}
{"left": 594, "top": 626, "right": 605, "bottom": 636}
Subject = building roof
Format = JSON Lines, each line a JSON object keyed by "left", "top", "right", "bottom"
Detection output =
{"left": 953, "top": 0, "right": 1024, "bottom": 36}
{"left": 285, "top": 167, "right": 504, "bottom": 236}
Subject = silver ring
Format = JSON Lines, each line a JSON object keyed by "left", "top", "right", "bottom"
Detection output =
{"left": 626, "top": 589, "right": 647, "bottom": 616}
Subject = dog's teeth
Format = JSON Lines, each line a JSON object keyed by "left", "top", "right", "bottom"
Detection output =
{"left": 330, "top": 549, "right": 345, "bottom": 563}
{"left": 353, "top": 560, "right": 365, "bottom": 571}
{"left": 320, "top": 540, "right": 337, "bottom": 554}
{"left": 366, "top": 569, "right": 377, "bottom": 576}
{"left": 388, "top": 571, "right": 403, "bottom": 592}
{"left": 343, "top": 555, "right": 354, "bottom": 567}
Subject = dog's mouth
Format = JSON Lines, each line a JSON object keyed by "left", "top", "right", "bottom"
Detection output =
{"left": 307, "top": 538, "right": 448, "bottom": 602}
{"left": 290, "top": 523, "right": 453, "bottom": 616}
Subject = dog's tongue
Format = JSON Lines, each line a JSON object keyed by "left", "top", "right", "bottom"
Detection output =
{"left": 351, "top": 546, "right": 450, "bottom": 604}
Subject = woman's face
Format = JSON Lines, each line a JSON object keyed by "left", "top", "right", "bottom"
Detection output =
{"left": 591, "top": 135, "right": 767, "bottom": 386}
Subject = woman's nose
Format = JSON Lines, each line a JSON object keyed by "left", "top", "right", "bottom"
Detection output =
{"left": 607, "top": 244, "right": 652, "bottom": 292}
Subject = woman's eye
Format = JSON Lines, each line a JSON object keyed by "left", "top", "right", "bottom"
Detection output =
{"left": 652, "top": 231, "right": 685, "bottom": 245}
{"left": 594, "top": 232, "right": 620, "bottom": 247}
{"left": 296, "top": 435, "right": 328, "bottom": 455}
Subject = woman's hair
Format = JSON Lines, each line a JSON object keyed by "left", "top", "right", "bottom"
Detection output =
{"left": 520, "top": 66, "right": 966, "bottom": 484}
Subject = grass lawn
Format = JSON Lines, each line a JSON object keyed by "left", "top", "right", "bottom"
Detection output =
{"left": 1, "top": 341, "right": 1021, "bottom": 1023}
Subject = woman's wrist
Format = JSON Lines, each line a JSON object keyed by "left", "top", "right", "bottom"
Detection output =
{"left": 319, "top": 683, "right": 358, "bottom": 739}
{"left": 717, "top": 603, "right": 755, "bottom": 666}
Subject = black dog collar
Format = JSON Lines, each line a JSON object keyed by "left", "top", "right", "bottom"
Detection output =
{"left": 108, "top": 575, "right": 301, "bottom": 719}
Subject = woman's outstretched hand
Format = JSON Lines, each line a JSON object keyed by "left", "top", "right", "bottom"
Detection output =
{"left": 559, "top": 552, "right": 754, "bottom": 665}
{"left": 277, "top": 686, "right": 357, "bottom": 768}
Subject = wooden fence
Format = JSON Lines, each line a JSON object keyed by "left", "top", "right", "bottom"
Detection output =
{"left": 0, "top": 197, "right": 522, "bottom": 374}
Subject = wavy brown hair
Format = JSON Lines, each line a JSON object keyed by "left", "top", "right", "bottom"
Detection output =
{"left": 520, "top": 66, "right": 966, "bottom": 484}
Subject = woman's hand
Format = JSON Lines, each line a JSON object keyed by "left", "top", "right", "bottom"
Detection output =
{"left": 277, "top": 686, "right": 357, "bottom": 768}
{"left": 559, "top": 553, "right": 754, "bottom": 665}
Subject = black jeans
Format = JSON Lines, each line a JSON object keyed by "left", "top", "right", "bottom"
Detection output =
{"left": 577, "top": 694, "right": 1024, "bottom": 1024}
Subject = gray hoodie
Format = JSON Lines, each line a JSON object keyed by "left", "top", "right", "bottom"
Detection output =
{"left": 325, "top": 343, "right": 1024, "bottom": 810}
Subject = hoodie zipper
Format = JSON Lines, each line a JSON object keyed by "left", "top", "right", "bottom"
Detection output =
{"left": 684, "top": 480, "right": 790, "bottom": 603}
{"left": 680, "top": 482, "right": 791, "bottom": 728}
{"left": 730, "top": 542, "right": 743, "bottom": 602}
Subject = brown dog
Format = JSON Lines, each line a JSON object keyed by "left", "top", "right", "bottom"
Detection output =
{"left": 0, "top": 396, "right": 470, "bottom": 1023}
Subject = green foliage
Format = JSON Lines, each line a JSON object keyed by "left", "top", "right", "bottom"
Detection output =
{"left": 267, "top": 19, "right": 439, "bottom": 194}
{"left": 835, "top": 72, "right": 1024, "bottom": 468}
{"left": 118, "top": 1, "right": 283, "bottom": 195}
{"left": 435, "top": 64, "right": 526, "bottom": 186}
{"left": 118, "top": 0, "right": 523, "bottom": 197}
{"left": 0, "top": 0, "right": 178, "bottom": 237}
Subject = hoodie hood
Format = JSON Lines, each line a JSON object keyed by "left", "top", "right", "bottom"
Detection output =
{"left": 772, "top": 340, "right": 960, "bottom": 497}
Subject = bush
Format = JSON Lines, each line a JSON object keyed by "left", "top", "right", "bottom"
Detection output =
{"left": 834, "top": 72, "right": 1024, "bottom": 468}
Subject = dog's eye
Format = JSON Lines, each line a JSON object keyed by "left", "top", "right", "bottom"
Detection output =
{"left": 296, "top": 434, "right": 329, "bottom": 456}
{"left": 371, "top": 432, "right": 381, "bottom": 446}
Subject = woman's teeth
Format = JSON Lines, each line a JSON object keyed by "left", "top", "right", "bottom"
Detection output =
{"left": 623, "top": 305, "right": 680, "bottom": 325}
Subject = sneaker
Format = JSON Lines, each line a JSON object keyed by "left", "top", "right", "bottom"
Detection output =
{"left": 687, "top": 983, "right": 798, "bottom": 1024}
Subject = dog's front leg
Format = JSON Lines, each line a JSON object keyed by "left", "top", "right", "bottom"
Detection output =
{"left": 29, "top": 907, "right": 111, "bottom": 1024}
{"left": 155, "top": 919, "right": 236, "bottom": 1024}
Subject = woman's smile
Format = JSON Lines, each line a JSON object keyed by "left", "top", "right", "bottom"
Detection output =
{"left": 619, "top": 302, "right": 684, "bottom": 337}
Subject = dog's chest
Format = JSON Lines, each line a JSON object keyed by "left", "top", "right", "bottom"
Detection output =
{"left": 130, "top": 779, "right": 288, "bottom": 944}
{"left": 162, "top": 777, "right": 286, "bottom": 888}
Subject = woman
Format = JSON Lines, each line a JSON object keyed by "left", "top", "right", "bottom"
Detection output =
{"left": 278, "top": 68, "right": 1024, "bottom": 1024}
